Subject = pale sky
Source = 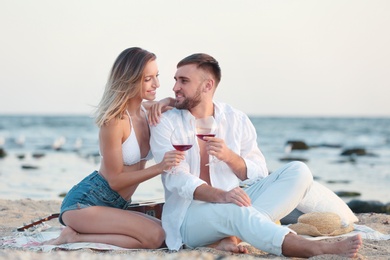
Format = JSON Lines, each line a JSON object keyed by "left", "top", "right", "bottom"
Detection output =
{"left": 1, "top": 0, "right": 389, "bottom": 117}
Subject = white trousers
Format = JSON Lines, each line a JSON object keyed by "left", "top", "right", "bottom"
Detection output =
{"left": 180, "top": 161, "right": 313, "bottom": 256}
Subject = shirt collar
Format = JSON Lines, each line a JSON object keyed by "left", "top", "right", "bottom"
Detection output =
{"left": 213, "top": 101, "right": 223, "bottom": 119}
{"left": 176, "top": 100, "right": 223, "bottom": 122}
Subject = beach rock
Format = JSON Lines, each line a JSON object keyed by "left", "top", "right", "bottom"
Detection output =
{"left": 335, "top": 191, "right": 361, "bottom": 197}
{"left": 279, "top": 157, "right": 308, "bottom": 162}
{"left": 341, "top": 148, "right": 367, "bottom": 156}
{"left": 347, "top": 199, "right": 390, "bottom": 214}
{"left": 0, "top": 148, "right": 6, "bottom": 158}
{"left": 32, "top": 152, "right": 45, "bottom": 159}
{"left": 21, "top": 164, "right": 39, "bottom": 170}
{"left": 310, "top": 143, "right": 342, "bottom": 149}
{"left": 16, "top": 154, "right": 26, "bottom": 160}
{"left": 326, "top": 180, "right": 351, "bottom": 184}
{"left": 286, "top": 140, "right": 309, "bottom": 150}
{"left": 340, "top": 148, "right": 379, "bottom": 157}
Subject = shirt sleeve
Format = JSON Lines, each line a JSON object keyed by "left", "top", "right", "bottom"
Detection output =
{"left": 150, "top": 113, "right": 206, "bottom": 200}
{"left": 240, "top": 114, "right": 269, "bottom": 180}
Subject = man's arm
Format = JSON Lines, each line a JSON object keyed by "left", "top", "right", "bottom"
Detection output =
{"left": 194, "top": 184, "right": 251, "bottom": 207}
{"left": 207, "top": 112, "right": 268, "bottom": 181}
{"left": 150, "top": 112, "right": 206, "bottom": 200}
{"left": 226, "top": 154, "right": 247, "bottom": 181}
{"left": 204, "top": 137, "right": 247, "bottom": 180}
{"left": 236, "top": 114, "right": 268, "bottom": 180}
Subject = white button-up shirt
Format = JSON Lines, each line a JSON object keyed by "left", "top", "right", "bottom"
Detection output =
{"left": 150, "top": 101, "right": 268, "bottom": 250}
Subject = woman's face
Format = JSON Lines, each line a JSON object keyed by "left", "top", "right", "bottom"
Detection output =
{"left": 141, "top": 60, "right": 160, "bottom": 101}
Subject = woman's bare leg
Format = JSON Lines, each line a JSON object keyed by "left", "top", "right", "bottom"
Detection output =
{"left": 282, "top": 233, "right": 362, "bottom": 258}
{"left": 45, "top": 206, "right": 165, "bottom": 249}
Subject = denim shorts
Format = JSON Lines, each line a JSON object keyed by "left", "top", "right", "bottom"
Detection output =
{"left": 59, "top": 171, "right": 130, "bottom": 225}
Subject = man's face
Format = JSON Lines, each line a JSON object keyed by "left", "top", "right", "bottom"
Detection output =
{"left": 173, "top": 64, "right": 205, "bottom": 110}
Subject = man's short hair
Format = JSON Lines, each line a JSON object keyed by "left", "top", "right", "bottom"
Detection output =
{"left": 177, "top": 53, "right": 221, "bottom": 85}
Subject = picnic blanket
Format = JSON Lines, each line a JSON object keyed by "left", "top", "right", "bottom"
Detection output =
{"left": 1, "top": 223, "right": 389, "bottom": 252}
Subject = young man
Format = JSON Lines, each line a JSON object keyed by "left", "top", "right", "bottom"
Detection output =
{"left": 150, "top": 53, "right": 362, "bottom": 257}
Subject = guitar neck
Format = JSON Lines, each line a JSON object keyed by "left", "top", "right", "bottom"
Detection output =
{"left": 17, "top": 213, "right": 60, "bottom": 232}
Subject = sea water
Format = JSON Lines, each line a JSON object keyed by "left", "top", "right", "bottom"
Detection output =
{"left": 0, "top": 115, "right": 389, "bottom": 203}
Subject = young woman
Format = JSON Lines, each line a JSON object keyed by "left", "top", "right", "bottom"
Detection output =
{"left": 47, "top": 47, "right": 184, "bottom": 249}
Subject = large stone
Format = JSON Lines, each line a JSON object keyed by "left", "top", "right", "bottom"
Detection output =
{"left": 335, "top": 191, "right": 361, "bottom": 197}
{"left": 0, "top": 148, "right": 6, "bottom": 158}
{"left": 347, "top": 199, "right": 390, "bottom": 214}
{"left": 286, "top": 140, "right": 310, "bottom": 150}
{"left": 340, "top": 148, "right": 367, "bottom": 156}
{"left": 21, "top": 164, "right": 39, "bottom": 170}
{"left": 279, "top": 157, "right": 308, "bottom": 162}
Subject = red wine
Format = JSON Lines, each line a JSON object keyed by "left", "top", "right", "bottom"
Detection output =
{"left": 196, "top": 134, "right": 216, "bottom": 141}
{"left": 173, "top": 144, "right": 193, "bottom": 151}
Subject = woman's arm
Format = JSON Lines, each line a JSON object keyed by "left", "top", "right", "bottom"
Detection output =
{"left": 142, "top": 97, "right": 176, "bottom": 110}
{"left": 143, "top": 97, "right": 176, "bottom": 126}
{"left": 98, "top": 116, "right": 184, "bottom": 193}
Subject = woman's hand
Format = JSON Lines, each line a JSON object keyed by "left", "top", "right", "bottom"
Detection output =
{"left": 148, "top": 97, "right": 175, "bottom": 126}
{"left": 158, "top": 150, "right": 185, "bottom": 172}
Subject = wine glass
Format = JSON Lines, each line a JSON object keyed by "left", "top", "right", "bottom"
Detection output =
{"left": 195, "top": 116, "right": 219, "bottom": 166}
{"left": 168, "top": 127, "right": 195, "bottom": 173}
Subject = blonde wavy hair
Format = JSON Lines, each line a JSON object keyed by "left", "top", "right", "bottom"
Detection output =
{"left": 94, "top": 47, "right": 156, "bottom": 127}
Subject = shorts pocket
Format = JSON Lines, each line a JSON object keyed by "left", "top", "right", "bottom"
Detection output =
{"left": 89, "top": 181, "right": 124, "bottom": 206}
{"left": 60, "top": 184, "right": 80, "bottom": 210}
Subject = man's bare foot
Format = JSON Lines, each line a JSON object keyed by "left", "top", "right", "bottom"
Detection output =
{"left": 42, "top": 226, "right": 78, "bottom": 245}
{"left": 326, "top": 234, "right": 362, "bottom": 258}
{"left": 209, "top": 236, "right": 248, "bottom": 254}
{"left": 283, "top": 233, "right": 362, "bottom": 258}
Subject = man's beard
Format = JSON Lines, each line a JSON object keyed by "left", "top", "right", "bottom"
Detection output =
{"left": 175, "top": 87, "right": 202, "bottom": 110}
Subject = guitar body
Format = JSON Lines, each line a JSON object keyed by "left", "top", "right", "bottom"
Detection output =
{"left": 126, "top": 201, "right": 164, "bottom": 220}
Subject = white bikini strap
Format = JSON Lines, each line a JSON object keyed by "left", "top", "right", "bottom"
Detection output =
{"left": 125, "top": 110, "right": 133, "bottom": 126}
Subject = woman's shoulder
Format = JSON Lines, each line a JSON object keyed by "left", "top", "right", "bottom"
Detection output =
{"left": 100, "top": 115, "right": 130, "bottom": 138}
{"left": 102, "top": 114, "right": 128, "bottom": 127}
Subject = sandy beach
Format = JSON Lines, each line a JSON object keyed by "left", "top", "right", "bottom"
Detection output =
{"left": 0, "top": 199, "right": 389, "bottom": 259}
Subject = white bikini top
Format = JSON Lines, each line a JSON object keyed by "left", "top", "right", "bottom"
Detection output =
{"left": 122, "top": 108, "right": 153, "bottom": 166}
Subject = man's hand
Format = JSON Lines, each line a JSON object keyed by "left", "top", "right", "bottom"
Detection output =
{"left": 224, "top": 187, "right": 251, "bottom": 207}
{"left": 203, "top": 136, "right": 231, "bottom": 162}
{"left": 194, "top": 185, "right": 251, "bottom": 207}
{"left": 203, "top": 136, "right": 248, "bottom": 180}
